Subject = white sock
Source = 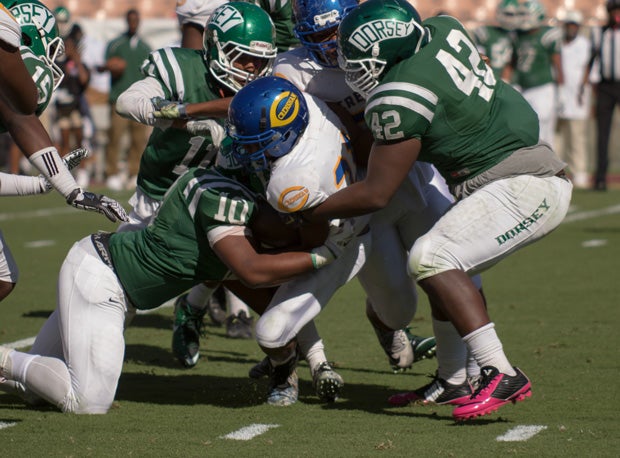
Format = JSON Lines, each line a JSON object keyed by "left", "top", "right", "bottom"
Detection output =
{"left": 186, "top": 284, "right": 216, "bottom": 310}
{"left": 225, "top": 289, "right": 250, "bottom": 316}
{"left": 432, "top": 318, "right": 467, "bottom": 384}
{"left": 296, "top": 321, "right": 327, "bottom": 375}
{"left": 466, "top": 351, "right": 481, "bottom": 379}
{"left": 462, "top": 322, "right": 516, "bottom": 376}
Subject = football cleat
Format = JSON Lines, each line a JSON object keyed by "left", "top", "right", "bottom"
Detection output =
{"left": 225, "top": 311, "right": 254, "bottom": 339}
{"left": 171, "top": 294, "right": 207, "bottom": 368}
{"left": 388, "top": 374, "right": 473, "bottom": 407}
{"left": 267, "top": 355, "right": 299, "bottom": 406}
{"left": 406, "top": 329, "right": 437, "bottom": 363}
{"left": 312, "top": 361, "right": 344, "bottom": 403}
{"left": 372, "top": 325, "right": 415, "bottom": 372}
{"left": 452, "top": 366, "right": 532, "bottom": 421}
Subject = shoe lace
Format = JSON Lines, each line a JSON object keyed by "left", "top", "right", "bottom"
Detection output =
{"left": 178, "top": 305, "right": 207, "bottom": 336}
{"left": 470, "top": 368, "right": 496, "bottom": 398}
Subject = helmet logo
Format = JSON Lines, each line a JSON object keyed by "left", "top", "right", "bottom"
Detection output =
{"left": 349, "top": 19, "right": 416, "bottom": 51}
{"left": 270, "top": 91, "right": 300, "bottom": 128}
{"left": 10, "top": 2, "right": 56, "bottom": 34}
{"left": 210, "top": 4, "right": 244, "bottom": 33}
{"left": 314, "top": 10, "right": 340, "bottom": 27}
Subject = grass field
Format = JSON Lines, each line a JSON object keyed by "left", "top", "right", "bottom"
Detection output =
{"left": 0, "top": 187, "right": 619, "bottom": 457}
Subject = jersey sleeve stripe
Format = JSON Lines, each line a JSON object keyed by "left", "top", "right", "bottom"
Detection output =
{"left": 183, "top": 172, "right": 255, "bottom": 220}
{"left": 163, "top": 47, "right": 186, "bottom": 100}
{"left": 373, "top": 82, "right": 438, "bottom": 105}
{"left": 366, "top": 95, "right": 435, "bottom": 123}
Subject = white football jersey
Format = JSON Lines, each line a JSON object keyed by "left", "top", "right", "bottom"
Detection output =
{"left": 273, "top": 47, "right": 366, "bottom": 123}
{"left": 176, "top": 0, "right": 228, "bottom": 27}
{"left": 267, "top": 93, "right": 356, "bottom": 213}
{"left": 0, "top": 5, "right": 21, "bottom": 48}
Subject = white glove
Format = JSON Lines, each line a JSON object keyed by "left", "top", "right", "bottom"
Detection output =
{"left": 310, "top": 219, "right": 357, "bottom": 269}
{"left": 41, "top": 147, "right": 90, "bottom": 193}
{"left": 186, "top": 119, "right": 226, "bottom": 146}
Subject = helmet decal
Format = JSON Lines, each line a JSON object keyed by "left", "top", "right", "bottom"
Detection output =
{"left": 270, "top": 91, "right": 301, "bottom": 128}
{"left": 9, "top": 1, "right": 56, "bottom": 36}
{"left": 348, "top": 19, "right": 418, "bottom": 52}
{"left": 209, "top": 4, "right": 244, "bottom": 33}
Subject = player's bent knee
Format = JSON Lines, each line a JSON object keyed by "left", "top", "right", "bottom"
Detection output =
{"left": 255, "top": 311, "right": 296, "bottom": 349}
{"left": 408, "top": 235, "right": 458, "bottom": 281}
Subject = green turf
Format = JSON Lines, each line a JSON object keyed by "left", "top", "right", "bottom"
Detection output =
{"left": 1, "top": 188, "right": 619, "bottom": 457}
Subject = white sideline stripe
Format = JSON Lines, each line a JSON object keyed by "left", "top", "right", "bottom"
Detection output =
{"left": 4, "top": 337, "right": 35, "bottom": 349}
{"left": 562, "top": 204, "right": 620, "bottom": 224}
{"left": 496, "top": 425, "right": 547, "bottom": 442}
{"left": 220, "top": 424, "right": 280, "bottom": 441}
{"left": 0, "top": 421, "right": 17, "bottom": 431}
{"left": 0, "top": 207, "right": 76, "bottom": 222}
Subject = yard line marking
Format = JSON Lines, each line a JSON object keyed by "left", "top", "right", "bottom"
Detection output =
{"left": 0, "top": 422, "right": 17, "bottom": 431}
{"left": 581, "top": 239, "right": 608, "bottom": 248}
{"left": 24, "top": 240, "right": 56, "bottom": 248}
{"left": 562, "top": 204, "right": 620, "bottom": 224}
{"left": 220, "top": 424, "right": 280, "bottom": 441}
{"left": 4, "top": 337, "right": 35, "bottom": 349}
{"left": 496, "top": 425, "right": 547, "bottom": 442}
{"left": 0, "top": 207, "right": 76, "bottom": 222}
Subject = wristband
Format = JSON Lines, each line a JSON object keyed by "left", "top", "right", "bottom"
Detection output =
{"left": 28, "top": 147, "right": 78, "bottom": 198}
{"left": 310, "top": 245, "right": 336, "bottom": 269}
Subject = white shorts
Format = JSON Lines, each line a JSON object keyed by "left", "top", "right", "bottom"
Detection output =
{"left": 256, "top": 231, "right": 372, "bottom": 348}
{"left": 53, "top": 236, "right": 130, "bottom": 413}
{"left": 409, "top": 174, "right": 572, "bottom": 280}
{"left": 0, "top": 230, "right": 18, "bottom": 283}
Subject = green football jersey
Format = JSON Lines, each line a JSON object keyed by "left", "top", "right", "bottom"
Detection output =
{"left": 109, "top": 167, "right": 257, "bottom": 310}
{"left": 0, "top": 46, "right": 53, "bottom": 133}
{"left": 365, "top": 16, "right": 539, "bottom": 184}
{"left": 471, "top": 25, "right": 513, "bottom": 80}
{"left": 513, "top": 26, "right": 562, "bottom": 89}
{"left": 137, "top": 47, "right": 226, "bottom": 201}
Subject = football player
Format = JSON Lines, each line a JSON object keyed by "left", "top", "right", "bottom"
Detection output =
{"left": 229, "top": 76, "right": 371, "bottom": 405}
{"left": 176, "top": 0, "right": 228, "bottom": 50}
{"left": 113, "top": 2, "right": 277, "bottom": 363}
{"left": 511, "top": 0, "right": 563, "bottom": 148}
{"left": 304, "top": 0, "right": 572, "bottom": 420}
{"left": 0, "top": 0, "right": 127, "bottom": 301}
{"left": 471, "top": 0, "right": 517, "bottom": 81}
{"left": 0, "top": 164, "right": 349, "bottom": 414}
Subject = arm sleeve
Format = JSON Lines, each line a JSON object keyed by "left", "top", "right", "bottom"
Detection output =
{"left": 0, "top": 172, "right": 45, "bottom": 196}
{"left": 115, "top": 76, "right": 172, "bottom": 128}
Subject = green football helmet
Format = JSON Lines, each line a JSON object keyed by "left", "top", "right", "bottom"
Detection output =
{"left": 204, "top": 1, "right": 277, "bottom": 93}
{"left": 2, "top": 0, "right": 64, "bottom": 90}
{"left": 336, "top": 0, "right": 427, "bottom": 98}
{"left": 518, "top": 0, "right": 545, "bottom": 31}
{"left": 496, "top": 0, "right": 521, "bottom": 31}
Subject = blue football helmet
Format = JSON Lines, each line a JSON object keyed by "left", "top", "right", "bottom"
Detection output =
{"left": 293, "top": 0, "right": 358, "bottom": 67}
{"left": 228, "top": 76, "right": 309, "bottom": 171}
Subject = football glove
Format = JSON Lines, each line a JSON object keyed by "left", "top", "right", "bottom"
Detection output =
{"left": 186, "top": 119, "right": 226, "bottom": 146}
{"left": 310, "top": 219, "right": 357, "bottom": 269}
{"left": 66, "top": 188, "right": 129, "bottom": 223}
{"left": 42, "top": 147, "right": 90, "bottom": 193}
{"left": 151, "top": 97, "right": 188, "bottom": 119}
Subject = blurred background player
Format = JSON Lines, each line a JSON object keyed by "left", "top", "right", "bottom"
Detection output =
{"left": 511, "top": 0, "right": 563, "bottom": 149}
{"left": 0, "top": 0, "right": 128, "bottom": 301}
{"left": 556, "top": 9, "right": 592, "bottom": 190}
{"left": 103, "top": 8, "right": 151, "bottom": 191}
{"left": 472, "top": 0, "right": 517, "bottom": 81}
{"left": 114, "top": 2, "right": 277, "bottom": 365}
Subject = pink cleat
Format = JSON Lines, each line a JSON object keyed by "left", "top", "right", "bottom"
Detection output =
{"left": 452, "top": 366, "right": 532, "bottom": 421}
{"left": 388, "top": 374, "right": 473, "bottom": 407}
